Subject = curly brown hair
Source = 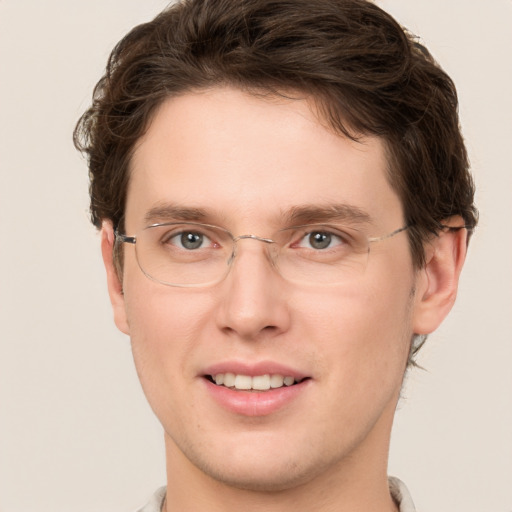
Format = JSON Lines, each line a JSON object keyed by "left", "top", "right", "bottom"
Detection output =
{"left": 74, "top": 0, "right": 477, "bottom": 270}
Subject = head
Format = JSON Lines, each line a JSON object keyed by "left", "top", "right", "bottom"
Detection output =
{"left": 75, "top": 0, "right": 476, "bottom": 495}
{"left": 75, "top": 0, "right": 476, "bottom": 257}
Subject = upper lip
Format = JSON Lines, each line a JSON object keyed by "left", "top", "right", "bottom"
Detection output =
{"left": 201, "top": 360, "right": 309, "bottom": 379}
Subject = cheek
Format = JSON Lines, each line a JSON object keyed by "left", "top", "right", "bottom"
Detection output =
{"left": 283, "top": 281, "right": 414, "bottom": 456}
{"left": 122, "top": 279, "right": 215, "bottom": 411}
{"left": 298, "top": 276, "right": 414, "bottom": 388}
{"left": 125, "top": 283, "right": 214, "bottom": 356}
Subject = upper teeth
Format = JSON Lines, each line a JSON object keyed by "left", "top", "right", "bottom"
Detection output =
{"left": 212, "top": 373, "right": 297, "bottom": 391}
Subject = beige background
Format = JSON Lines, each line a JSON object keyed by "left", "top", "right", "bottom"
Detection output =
{"left": 0, "top": 1, "right": 511, "bottom": 510}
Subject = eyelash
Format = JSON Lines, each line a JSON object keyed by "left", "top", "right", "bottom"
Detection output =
{"left": 293, "top": 229, "right": 348, "bottom": 250}
{"left": 151, "top": 221, "right": 360, "bottom": 254}
{"left": 162, "top": 228, "right": 349, "bottom": 250}
{"left": 163, "top": 231, "right": 215, "bottom": 249}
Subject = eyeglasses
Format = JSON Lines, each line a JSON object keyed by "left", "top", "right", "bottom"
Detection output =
{"left": 115, "top": 222, "right": 410, "bottom": 287}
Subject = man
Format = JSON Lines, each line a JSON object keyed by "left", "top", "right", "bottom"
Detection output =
{"left": 74, "top": 0, "right": 477, "bottom": 510}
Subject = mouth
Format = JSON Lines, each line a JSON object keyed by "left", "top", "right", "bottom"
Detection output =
{"left": 202, "top": 365, "right": 311, "bottom": 416}
{"left": 205, "top": 373, "right": 308, "bottom": 391}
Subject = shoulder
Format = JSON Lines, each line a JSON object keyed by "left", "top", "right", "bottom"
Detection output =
{"left": 135, "top": 486, "right": 166, "bottom": 512}
{"left": 389, "top": 477, "right": 416, "bottom": 512}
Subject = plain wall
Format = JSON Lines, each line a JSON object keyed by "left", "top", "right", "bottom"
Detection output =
{"left": 0, "top": 1, "right": 511, "bottom": 510}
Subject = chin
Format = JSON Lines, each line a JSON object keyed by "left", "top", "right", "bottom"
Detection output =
{"left": 197, "top": 457, "right": 323, "bottom": 492}
{"left": 175, "top": 431, "right": 341, "bottom": 493}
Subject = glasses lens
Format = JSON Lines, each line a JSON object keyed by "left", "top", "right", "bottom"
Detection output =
{"left": 131, "top": 222, "right": 382, "bottom": 286}
{"left": 135, "top": 223, "right": 233, "bottom": 286}
{"left": 273, "top": 224, "right": 370, "bottom": 284}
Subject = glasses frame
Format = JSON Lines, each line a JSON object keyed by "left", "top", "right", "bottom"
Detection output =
{"left": 114, "top": 221, "right": 416, "bottom": 288}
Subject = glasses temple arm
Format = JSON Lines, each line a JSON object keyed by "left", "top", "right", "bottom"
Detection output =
{"left": 114, "top": 231, "right": 136, "bottom": 244}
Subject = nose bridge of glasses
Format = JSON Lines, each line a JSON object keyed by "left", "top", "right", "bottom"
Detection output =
{"left": 234, "top": 234, "right": 276, "bottom": 244}
{"left": 227, "top": 234, "right": 277, "bottom": 266}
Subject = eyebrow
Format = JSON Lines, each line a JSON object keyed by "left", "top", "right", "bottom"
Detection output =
{"left": 281, "top": 203, "right": 373, "bottom": 227}
{"left": 144, "top": 203, "right": 209, "bottom": 225}
{"left": 143, "top": 202, "right": 373, "bottom": 227}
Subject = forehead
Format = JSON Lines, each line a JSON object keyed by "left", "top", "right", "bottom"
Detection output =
{"left": 126, "top": 87, "right": 403, "bottom": 230}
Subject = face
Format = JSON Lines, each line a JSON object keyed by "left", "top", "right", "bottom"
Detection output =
{"left": 106, "top": 87, "right": 428, "bottom": 491}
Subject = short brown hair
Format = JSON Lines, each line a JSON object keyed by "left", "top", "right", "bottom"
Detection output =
{"left": 74, "top": 0, "right": 477, "bottom": 268}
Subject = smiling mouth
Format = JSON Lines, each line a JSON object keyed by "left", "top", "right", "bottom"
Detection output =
{"left": 206, "top": 373, "right": 308, "bottom": 391}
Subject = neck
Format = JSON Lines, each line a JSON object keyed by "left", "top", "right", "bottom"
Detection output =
{"left": 163, "top": 473, "right": 398, "bottom": 512}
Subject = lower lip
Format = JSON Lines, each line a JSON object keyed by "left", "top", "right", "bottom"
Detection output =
{"left": 203, "top": 378, "right": 310, "bottom": 417}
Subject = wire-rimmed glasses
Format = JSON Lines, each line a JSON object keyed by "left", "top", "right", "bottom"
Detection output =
{"left": 115, "top": 221, "right": 410, "bottom": 287}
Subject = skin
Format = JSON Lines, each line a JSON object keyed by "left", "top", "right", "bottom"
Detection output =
{"left": 101, "top": 87, "right": 467, "bottom": 511}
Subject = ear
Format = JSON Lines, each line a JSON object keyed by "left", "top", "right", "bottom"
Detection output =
{"left": 101, "top": 221, "right": 130, "bottom": 335}
{"left": 412, "top": 218, "right": 468, "bottom": 335}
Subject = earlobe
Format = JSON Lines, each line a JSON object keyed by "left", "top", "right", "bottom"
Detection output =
{"left": 412, "top": 219, "right": 468, "bottom": 335}
{"left": 101, "top": 221, "right": 130, "bottom": 335}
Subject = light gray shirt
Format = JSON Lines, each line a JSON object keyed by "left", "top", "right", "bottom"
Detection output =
{"left": 136, "top": 476, "right": 416, "bottom": 511}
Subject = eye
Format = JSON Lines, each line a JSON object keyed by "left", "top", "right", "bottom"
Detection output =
{"left": 165, "top": 230, "right": 213, "bottom": 250}
{"left": 296, "top": 230, "right": 345, "bottom": 250}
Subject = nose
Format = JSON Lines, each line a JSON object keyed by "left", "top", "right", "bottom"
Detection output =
{"left": 215, "top": 238, "right": 291, "bottom": 341}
